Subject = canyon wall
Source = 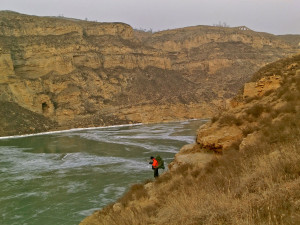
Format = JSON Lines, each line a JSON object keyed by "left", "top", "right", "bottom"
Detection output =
{"left": 0, "top": 11, "right": 298, "bottom": 136}
{"left": 80, "top": 54, "right": 300, "bottom": 225}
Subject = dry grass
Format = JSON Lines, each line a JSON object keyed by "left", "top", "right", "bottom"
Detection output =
{"left": 85, "top": 55, "right": 300, "bottom": 225}
{"left": 151, "top": 139, "right": 300, "bottom": 225}
{"left": 219, "top": 113, "right": 243, "bottom": 126}
{"left": 242, "top": 124, "right": 258, "bottom": 136}
{"left": 245, "top": 103, "right": 265, "bottom": 118}
{"left": 93, "top": 133, "right": 300, "bottom": 225}
{"left": 91, "top": 139, "right": 300, "bottom": 225}
{"left": 251, "top": 54, "right": 300, "bottom": 82}
{"left": 118, "top": 183, "right": 149, "bottom": 207}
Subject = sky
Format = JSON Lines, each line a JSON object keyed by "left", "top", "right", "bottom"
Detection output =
{"left": 1, "top": 0, "right": 299, "bottom": 35}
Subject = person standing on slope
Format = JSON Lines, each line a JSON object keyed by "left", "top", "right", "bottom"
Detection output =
{"left": 149, "top": 156, "right": 159, "bottom": 178}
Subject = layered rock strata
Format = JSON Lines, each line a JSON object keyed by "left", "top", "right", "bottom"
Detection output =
{"left": 0, "top": 11, "right": 298, "bottom": 136}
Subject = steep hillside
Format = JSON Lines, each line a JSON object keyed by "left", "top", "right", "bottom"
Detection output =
{"left": 81, "top": 54, "right": 300, "bottom": 225}
{"left": 278, "top": 34, "right": 300, "bottom": 48}
{"left": 0, "top": 11, "right": 298, "bottom": 136}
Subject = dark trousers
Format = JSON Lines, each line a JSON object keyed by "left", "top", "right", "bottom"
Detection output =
{"left": 153, "top": 168, "right": 159, "bottom": 178}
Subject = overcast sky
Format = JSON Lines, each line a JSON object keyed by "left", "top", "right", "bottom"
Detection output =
{"left": 1, "top": 0, "right": 299, "bottom": 35}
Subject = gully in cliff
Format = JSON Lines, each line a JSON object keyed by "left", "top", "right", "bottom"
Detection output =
{"left": 149, "top": 156, "right": 165, "bottom": 178}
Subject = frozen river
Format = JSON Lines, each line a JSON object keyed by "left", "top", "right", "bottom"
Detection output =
{"left": 0, "top": 119, "right": 207, "bottom": 225}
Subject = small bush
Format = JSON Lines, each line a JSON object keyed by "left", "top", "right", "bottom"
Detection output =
{"left": 211, "top": 115, "right": 219, "bottom": 123}
{"left": 263, "top": 104, "right": 272, "bottom": 113}
{"left": 245, "top": 103, "right": 265, "bottom": 118}
{"left": 244, "top": 95, "right": 260, "bottom": 103}
{"left": 259, "top": 114, "right": 272, "bottom": 127}
{"left": 262, "top": 89, "right": 274, "bottom": 97}
{"left": 190, "top": 168, "right": 202, "bottom": 178}
{"left": 219, "top": 114, "right": 243, "bottom": 126}
{"left": 118, "top": 183, "right": 148, "bottom": 206}
{"left": 261, "top": 113, "right": 299, "bottom": 144}
{"left": 282, "top": 90, "right": 300, "bottom": 102}
{"left": 276, "top": 102, "right": 297, "bottom": 114}
{"left": 276, "top": 84, "right": 290, "bottom": 98}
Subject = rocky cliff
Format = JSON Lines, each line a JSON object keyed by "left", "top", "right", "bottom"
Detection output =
{"left": 80, "top": 54, "right": 300, "bottom": 225}
{"left": 0, "top": 11, "right": 298, "bottom": 136}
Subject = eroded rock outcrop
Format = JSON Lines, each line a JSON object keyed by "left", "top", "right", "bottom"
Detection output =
{"left": 195, "top": 54, "right": 300, "bottom": 153}
{"left": 243, "top": 75, "right": 282, "bottom": 98}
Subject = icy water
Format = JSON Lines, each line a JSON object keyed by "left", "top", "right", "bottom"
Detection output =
{"left": 0, "top": 119, "right": 207, "bottom": 225}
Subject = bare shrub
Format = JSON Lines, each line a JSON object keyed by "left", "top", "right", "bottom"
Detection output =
{"left": 219, "top": 113, "right": 243, "bottom": 126}
{"left": 242, "top": 125, "right": 258, "bottom": 136}
{"left": 277, "top": 84, "right": 290, "bottom": 98}
{"left": 263, "top": 104, "right": 272, "bottom": 113}
{"left": 262, "top": 89, "right": 274, "bottom": 96}
{"left": 258, "top": 114, "right": 272, "bottom": 127}
{"left": 277, "top": 101, "right": 297, "bottom": 114}
{"left": 282, "top": 90, "right": 300, "bottom": 102}
{"left": 262, "top": 114, "right": 299, "bottom": 144}
{"left": 244, "top": 95, "right": 260, "bottom": 103}
{"left": 245, "top": 103, "right": 265, "bottom": 118}
{"left": 211, "top": 115, "right": 219, "bottom": 123}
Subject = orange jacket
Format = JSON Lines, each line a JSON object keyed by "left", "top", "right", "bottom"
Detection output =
{"left": 152, "top": 158, "right": 159, "bottom": 168}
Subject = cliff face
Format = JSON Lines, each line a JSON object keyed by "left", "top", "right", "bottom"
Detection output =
{"left": 0, "top": 11, "right": 298, "bottom": 136}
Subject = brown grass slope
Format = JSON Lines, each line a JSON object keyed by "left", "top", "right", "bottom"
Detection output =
{"left": 278, "top": 35, "right": 300, "bottom": 48}
{"left": 80, "top": 54, "right": 300, "bottom": 225}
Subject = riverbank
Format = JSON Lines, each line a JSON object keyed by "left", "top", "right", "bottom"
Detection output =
{"left": 80, "top": 54, "right": 300, "bottom": 225}
{"left": 0, "top": 118, "right": 208, "bottom": 139}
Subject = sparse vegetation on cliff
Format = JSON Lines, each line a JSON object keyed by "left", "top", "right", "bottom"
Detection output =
{"left": 0, "top": 11, "right": 298, "bottom": 137}
{"left": 81, "top": 55, "right": 300, "bottom": 225}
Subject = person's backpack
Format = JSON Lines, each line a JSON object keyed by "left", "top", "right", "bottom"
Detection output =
{"left": 155, "top": 155, "right": 165, "bottom": 169}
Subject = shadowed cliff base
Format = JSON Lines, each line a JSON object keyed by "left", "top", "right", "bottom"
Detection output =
{"left": 0, "top": 101, "right": 58, "bottom": 136}
{"left": 0, "top": 11, "right": 299, "bottom": 137}
{"left": 80, "top": 55, "right": 300, "bottom": 225}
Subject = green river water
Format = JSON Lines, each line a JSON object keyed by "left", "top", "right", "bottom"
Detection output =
{"left": 0, "top": 119, "right": 208, "bottom": 225}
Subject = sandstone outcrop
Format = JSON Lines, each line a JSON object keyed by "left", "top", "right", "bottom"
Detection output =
{"left": 196, "top": 122, "right": 243, "bottom": 151}
{"left": 0, "top": 11, "right": 298, "bottom": 136}
{"left": 168, "top": 143, "right": 214, "bottom": 170}
{"left": 243, "top": 75, "right": 282, "bottom": 98}
{"left": 194, "top": 71, "right": 283, "bottom": 151}
{"left": 195, "top": 54, "right": 300, "bottom": 152}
